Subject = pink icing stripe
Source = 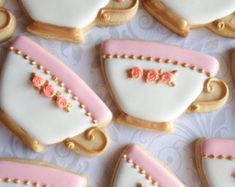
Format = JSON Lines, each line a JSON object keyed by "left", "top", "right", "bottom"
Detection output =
{"left": 12, "top": 36, "right": 112, "bottom": 124}
{"left": 0, "top": 160, "right": 85, "bottom": 187}
{"left": 101, "top": 40, "right": 219, "bottom": 75}
{"left": 125, "top": 145, "right": 186, "bottom": 187}
{"left": 201, "top": 138, "right": 235, "bottom": 157}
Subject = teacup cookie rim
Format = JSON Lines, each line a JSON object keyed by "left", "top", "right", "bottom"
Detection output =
{"left": 0, "top": 158, "right": 87, "bottom": 187}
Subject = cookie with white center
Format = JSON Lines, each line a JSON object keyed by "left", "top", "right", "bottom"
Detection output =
{"left": 111, "top": 144, "right": 186, "bottom": 187}
{"left": 0, "top": 36, "right": 112, "bottom": 156}
{"left": 195, "top": 138, "right": 235, "bottom": 187}
{"left": 143, "top": 0, "right": 235, "bottom": 38}
{"left": 18, "top": 0, "right": 139, "bottom": 43}
{"left": 0, "top": 158, "right": 86, "bottom": 187}
{"left": 100, "top": 39, "right": 228, "bottom": 131}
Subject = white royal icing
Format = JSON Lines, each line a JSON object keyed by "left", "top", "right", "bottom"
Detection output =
{"left": 0, "top": 51, "right": 95, "bottom": 145}
{"left": 202, "top": 158, "right": 235, "bottom": 187}
{"left": 0, "top": 183, "right": 33, "bottom": 187}
{"left": 113, "top": 159, "right": 158, "bottom": 187}
{"left": 20, "top": 0, "right": 110, "bottom": 28}
{"left": 104, "top": 58, "right": 207, "bottom": 122}
{"left": 161, "top": 0, "right": 235, "bottom": 25}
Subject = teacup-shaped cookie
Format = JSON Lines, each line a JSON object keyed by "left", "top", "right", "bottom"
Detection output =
{"left": 143, "top": 0, "right": 235, "bottom": 38}
{"left": 101, "top": 40, "right": 228, "bottom": 131}
{"left": 0, "top": 158, "right": 86, "bottom": 187}
{"left": 0, "top": 36, "right": 112, "bottom": 156}
{"left": 111, "top": 144, "right": 186, "bottom": 187}
{"left": 18, "top": 0, "right": 139, "bottom": 42}
{"left": 195, "top": 138, "right": 235, "bottom": 187}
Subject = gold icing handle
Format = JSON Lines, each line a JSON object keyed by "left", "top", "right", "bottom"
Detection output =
{"left": 96, "top": 0, "right": 139, "bottom": 26}
{"left": 187, "top": 78, "right": 229, "bottom": 113}
{"left": 63, "top": 127, "right": 109, "bottom": 156}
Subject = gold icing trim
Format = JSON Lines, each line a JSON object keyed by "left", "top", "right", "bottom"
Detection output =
{"left": 102, "top": 53, "right": 213, "bottom": 77}
{"left": 187, "top": 78, "right": 229, "bottom": 113}
{"left": 9, "top": 46, "right": 98, "bottom": 125}
{"left": 208, "top": 13, "right": 235, "bottom": 38}
{"left": 142, "top": 0, "right": 190, "bottom": 37}
{"left": 0, "top": 177, "right": 49, "bottom": 187}
{"left": 63, "top": 127, "right": 109, "bottom": 156}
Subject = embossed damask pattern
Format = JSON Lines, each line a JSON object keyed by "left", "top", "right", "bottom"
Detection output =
{"left": 0, "top": 1, "right": 235, "bottom": 187}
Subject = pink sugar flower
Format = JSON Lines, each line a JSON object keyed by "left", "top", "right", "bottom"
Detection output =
{"left": 56, "top": 96, "right": 68, "bottom": 109}
{"left": 32, "top": 75, "right": 45, "bottom": 88}
{"left": 145, "top": 69, "right": 159, "bottom": 82}
{"left": 43, "top": 84, "right": 56, "bottom": 98}
{"left": 129, "top": 67, "right": 143, "bottom": 79}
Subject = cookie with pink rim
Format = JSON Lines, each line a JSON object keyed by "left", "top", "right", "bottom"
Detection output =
{"left": 18, "top": 0, "right": 139, "bottom": 43}
{"left": 100, "top": 39, "right": 228, "bottom": 132}
{"left": 111, "top": 144, "right": 186, "bottom": 187}
{"left": 0, "top": 158, "right": 86, "bottom": 187}
{"left": 195, "top": 138, "right": 235, "bottom": 187}
{"left": 0, "top": 36, "right": 112, "bottom": 156}
{"left": 143, "top": 0, "right": 235, "bottom": 38}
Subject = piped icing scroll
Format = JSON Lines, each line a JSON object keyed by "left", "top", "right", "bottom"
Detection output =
{"left": 0, "top": 36, "right": 112, "bottom": 156}
{"left": 196, "top": 138, "right": 235, "bottom": 187}
{"left": 111, "top": 144, "right": 186, "bottom": 187}
{"left": 101, "top": 39, "right": 228, "bottom": 131}
{"left": 0, "top": 158, "right": 86, "bottom": 187}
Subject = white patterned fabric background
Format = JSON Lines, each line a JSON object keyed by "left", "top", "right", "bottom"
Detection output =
{"left": 1, "top": 1, "right": 235, "bottom": 187}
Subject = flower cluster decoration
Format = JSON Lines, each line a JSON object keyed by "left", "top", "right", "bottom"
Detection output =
{"left": 128, "top": 66, "right": 177, "bottom": 87}
{"left": 31, "top": 73, "right": 72, "bottom": 112}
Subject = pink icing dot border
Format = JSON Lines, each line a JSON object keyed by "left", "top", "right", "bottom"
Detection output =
{"left": 0, "top": 159, "right": 85, "bottom": 187}
{"left": 123, "top": 145, "right": 186, "bottom": 187}
{"left": 201, "top": 138, "right": 235, "bottom": 158}
{"left": 101, "top": 40, "right": 219, "bottom": 75}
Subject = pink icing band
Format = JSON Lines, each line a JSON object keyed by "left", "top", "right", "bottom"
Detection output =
{"left": 12, "top": 36, "right": 112, "bottom": 124}
{"left": 124, "top": 145, "right": 185, "bottom": 187}
{"left": 201, "top": 138, "right": 235, "bottom": 157}
{"left": 101, "top": 40, "right": 219, "bottom": 75}
{"left": 0, "top": 159, "right": 85, "bottom": 187}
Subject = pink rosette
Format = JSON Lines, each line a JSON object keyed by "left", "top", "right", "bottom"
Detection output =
{"left": 43, "top": 84, "right": 56, "bottom": 98}
{"left": 129, "top": 67, "right": 143, "bottom": 79}
{"left": 32, "top": 75, "right": 45, "bottom": 88}
{"left": 161, "top": 72, "right": 174, "bottom": 83}
{"left": 145, "top": 69, "right": 159, "bottom": 82}
{"left": 56, "top": 96, "right": 68, "bottom": 109}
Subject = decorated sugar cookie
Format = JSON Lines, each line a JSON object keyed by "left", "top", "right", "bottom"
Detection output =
{"left": 195, "top": 138, "right": 235, "bottom": 187}
{"left": 143, "top": 0, "right": 235, "bottom": 38}
{"left": 18, "top": 0, "right": 139, "bottom": 43}
{"left": 101, "top": 40, "right": 228, "bottom": 131}
{"left": 0, "top": 36, "right": 112, "bottom": 156}
{"left": 0, "top": 158, "right": 86, "bottom": 187}
{"left": 0, "top": 6, "right": 16, "bottom": 42}
{"left": 111, "top": 144, "right": 186, "bottom": 187}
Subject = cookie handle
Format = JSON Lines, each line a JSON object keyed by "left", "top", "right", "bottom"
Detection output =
{"left": 96, "top": 0, "right": 139, "bottom": 26}
{"left": 187, "top": 78, "right": 228, "bottom": 113}
{"left": 63, "top": 127, "right": 109, "bottom": 156}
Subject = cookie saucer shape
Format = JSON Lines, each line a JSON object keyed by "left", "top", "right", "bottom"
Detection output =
{"left": 195, "top": 138, "right": 235, "bottom": 187}
{"left": 18, "top": 0, "right": 139, "bottom": 42}
{"left": 0, "top": 158, "right": 86, "bottom": 187}
{"left": 111, "top": 144, "right": 186, "bottom": 187}
{"left": 143, "top": 0, "right": 235, "bottom": 38}
{"left": 101, "top": 40, "right": 228, "bottom": 131}
{"left": 0, "top": 36, "right": 112, "bottom": 156}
